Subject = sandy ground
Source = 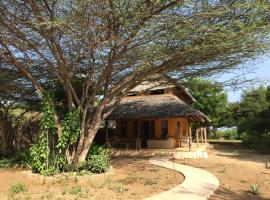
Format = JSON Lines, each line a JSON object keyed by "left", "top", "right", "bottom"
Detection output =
{"left": 177, "top": 144, "right": 270, "bottom": 200}
{"left": 0, "top": 157, "right": 183, "bottom": 200}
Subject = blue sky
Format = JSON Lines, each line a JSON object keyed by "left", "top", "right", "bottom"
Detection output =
{"left": 217, "top": 54, "right": 270, "bottom": 102}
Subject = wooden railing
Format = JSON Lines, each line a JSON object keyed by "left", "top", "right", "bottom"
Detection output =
{"left": 107, "top": 137, "right": 141, "bottom": 150}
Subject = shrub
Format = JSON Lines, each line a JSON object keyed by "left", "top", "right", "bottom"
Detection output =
{"left": 62, "top": 144, "right": 110, "bottom": 174}
{"left": 13, "top": 150, "right": 32, "bottom": 167}
{"left": 82, "top": 144, "right": 110, "bottom": 173}
{"left": 0, "top": 158, "right": 12, "bottom": 169}
{"left": 88, "top": 143, "right": 111, "bottom": 156}
{"left": 82, "top": 154, "right": 110, "bottom": 173}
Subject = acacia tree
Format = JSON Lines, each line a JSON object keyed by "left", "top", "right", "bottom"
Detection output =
{"left": 0, "top": 0, "right": 270, "bottom": 163}
{"left": 0, "top": 62, "right": 39, "bottom": 155}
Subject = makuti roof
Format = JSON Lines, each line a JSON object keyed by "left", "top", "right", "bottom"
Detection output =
{"left": 108, "top": 94, "right": 208, "bottom": 122}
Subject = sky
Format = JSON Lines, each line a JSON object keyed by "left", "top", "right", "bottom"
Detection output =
{"left": 217, "top": 54, "right": 270, "bottom": 102}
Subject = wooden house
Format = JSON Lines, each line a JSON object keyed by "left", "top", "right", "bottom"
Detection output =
{"left": 106, "top": 82, "right": 209, "bottom": 149}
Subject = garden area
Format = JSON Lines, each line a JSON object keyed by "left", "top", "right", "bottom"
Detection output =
{"left": 0, "top": 157, "right": 183, "bottom": 199}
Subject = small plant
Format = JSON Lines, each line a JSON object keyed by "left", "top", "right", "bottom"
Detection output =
{"left": 250, "top": 184, "right": 260, "bottom": 195}
{"left": 115, "top": 185, "right": 128, "bottom": 193}
{"left": 126, "top": 174, "right": 143, "bottom": 181}
{"left": 70, "top": 185, "right": 82, "bottom": 195}
{"left": 149, "top": 165, "right": 159, "bottom": 172}
{"left": 144, "top": 179, "right": 157, "bottom": 185}
{"left": 9, "top": 182, "right": 27, "bottom": 194}
{"left": 240, "top": 179, "right": 247, "bottom": 183}
{"left": 218, "top": 168, "right": 226, "bottom": 173}
{"left": 73, "top": 176, "right": 78, "bottom": 183}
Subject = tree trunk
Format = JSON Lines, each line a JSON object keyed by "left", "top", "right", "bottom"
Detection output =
{"left": 71, "top": 107, "right": 104, "bottom": 164}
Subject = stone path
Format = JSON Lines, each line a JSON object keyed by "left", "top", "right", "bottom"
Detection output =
{"left": 145, "top": 156, "right": 219, "bottom": 200}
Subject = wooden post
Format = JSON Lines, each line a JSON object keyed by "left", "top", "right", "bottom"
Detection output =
{"left": 188, "top": 126, "right": 192, "bottom": 152}
{"left": 196, "top": 128, "right": 199, "bottom": 148}
{"left": 204, "top": 127, "right": 207, "bottom": 144}
{"left": 200, "top": 127, "right": 203, "bottom": 145}
{"left": 105, "top": 120, "right": 109, "bottom": 146}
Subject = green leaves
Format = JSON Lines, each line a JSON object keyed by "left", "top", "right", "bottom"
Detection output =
{"left": 56, "top": 109, "right": 80, "bottom": 152}
{"left": 184, "top": 78, "right": 228, "bottom": 128}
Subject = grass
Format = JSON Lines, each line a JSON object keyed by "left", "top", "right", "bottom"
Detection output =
{"left": 207, "top": 139, "right": 243, "bottom": 144}
{"left": 70, "top": 185, "right": 82, "bottom": 196}
{"left": 144, "top": 179, "right": 157, "bottom": 185}
{"left": 9, "top": 183, "right": 27, "bottom": 194}
{"left": 126, "top": 174, "right": 144, "bottom": 181}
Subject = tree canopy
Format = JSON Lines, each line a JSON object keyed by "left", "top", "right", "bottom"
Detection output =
{"left": 234, "top": 86, "right": 270, "bottom": 149}
{"left": 1, "top": 0, "right": 270, "bottom": 163}
{"left": 183, "top": 78, "right": 228, "bottom": 133}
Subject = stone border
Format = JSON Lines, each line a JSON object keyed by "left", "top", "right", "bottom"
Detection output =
{"left": 145, "top": 156, "right": 219, "bottom": 200}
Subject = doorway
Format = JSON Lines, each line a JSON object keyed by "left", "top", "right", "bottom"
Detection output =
{"left": 140, "top": 120, "right": 155, "bottom": 148}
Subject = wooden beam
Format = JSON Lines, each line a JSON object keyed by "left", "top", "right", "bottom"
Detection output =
{"left": 200, "top": 127, "right": 203, "bottom": 145}
{"left": 188, "top": 125, "right": 192, "bottom": 152}
{"left": 204, "top": 127, "right": 207, "bottom": 144}
{"left": 196, "top": 128, "right": 199, "bottom": 148}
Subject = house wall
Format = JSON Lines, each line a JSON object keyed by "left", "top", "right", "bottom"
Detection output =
{"left": 115, "top": 117, "right": 189, "bottom": 145}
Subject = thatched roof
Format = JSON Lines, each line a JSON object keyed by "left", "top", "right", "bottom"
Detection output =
{"left": 108, "top": 94, "right": 208, "bottom": 122}
{"left": 130, "top": 81, "right": 175, "bottom": 92}
{"left": 129, "top": 81, "right": 196, "bottom": 103}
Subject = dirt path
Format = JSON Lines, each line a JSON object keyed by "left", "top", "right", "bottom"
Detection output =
{"left": 177, "top": 144, "right": 270, "bottom": 200}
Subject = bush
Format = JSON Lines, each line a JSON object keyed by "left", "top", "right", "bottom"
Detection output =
{"left": 13, "top": 150, "right": 32, "bottom": 167}
{"left": 0, "top": 158, "right": 12, "bottom": 169}
{"left": 62, "top": 144, "right": 111, "bottom": 174}
{"left": 82, "top": 154, "right": 110, "bottom": 173}
{"left": 215, "top": 129, "right": 238, "bottom": 140}
{"left": 82, "top": 144, "right": 110, "bottom": 173}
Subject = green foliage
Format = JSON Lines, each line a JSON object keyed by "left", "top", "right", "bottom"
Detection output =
{"left": 0, "top": 158, "right": 12, "bottom": 169}
{"left": 9, "top": 183, "right": 27, "bottom": 194}
{"left": 70, "top": 185, "right": 82, "bottom": 195}
{"left": 82, "top": 155, "right": 110, "bottom": 173}
{"left": 215, "top": 129, "right": 238, "bottom": 140}
{"left": 56, "top": 109, "right": 80, "bottom": 152}
{"left": 184, "top": 78, "right": 228, "bottom": 129}
{"left": 62, "top": 144, "right": 111, "bottom": 174}
{"left": 29, "top": 95, "right": 55, "bottom": 174}
{"left": 13, "top": 150, "right": 32, "bottom": 167}
{"left": 88, "top": 143, "right": 111, "bottom": 156}
{"left": 250, "top": 184, "right": 260, "bottom": 195}
{"left": 235, "top": 86, "right": 270, "bottom": 150}
{"left": 80, "top": 144, "right": 110, "bottom": 173}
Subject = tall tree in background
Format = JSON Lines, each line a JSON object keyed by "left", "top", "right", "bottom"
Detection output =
{"left": 183, "top": 78, "right": 228, "bottom": 136}
{"left": 236, "top": 86, "right": 270, "bottom": 149}
{"left": 0, "top": 0, "right": 270, "bottom": 163}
